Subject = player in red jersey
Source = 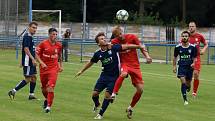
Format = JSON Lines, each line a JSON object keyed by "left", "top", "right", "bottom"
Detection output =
{"left": 188, "top": 21, "right": 208, "bottom": 97}
{"left": 36, "top": 28, "right": 63, "bottom": 113}
{"left": 110, "top": 26, "right": 152, "bottom": 119}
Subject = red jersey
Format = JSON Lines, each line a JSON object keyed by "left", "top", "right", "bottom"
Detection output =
{"left": 189, "top": 33, "right": 207, "bottom": 59}
{"left": 36, "top": 39, "right": 62, "bottom": 74}
{"left": 111, "top": 34, "right": 140, "bottom": 68}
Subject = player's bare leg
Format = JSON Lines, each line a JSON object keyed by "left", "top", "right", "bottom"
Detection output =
{"left": 110, "top": 72, "right": 127, "bottom": 103}
{"left": 126, "top": 83, "right": 143, "bottom": 119}
{"left": 92, "top": 91, "right": 100, "bottom": 113}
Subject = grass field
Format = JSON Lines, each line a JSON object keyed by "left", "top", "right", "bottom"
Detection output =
{"left": 0, "top": 49, "right": 215, "bottom": 121}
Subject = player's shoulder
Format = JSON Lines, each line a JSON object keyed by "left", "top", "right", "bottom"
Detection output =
{"left": 56, "top": 41, "right": 62, "bottom": 46}
{"left": 189, "top": 43, "right": 196, "bottom": 47}
{"left": 175, "top": 43, "right": 182, "bottom": 48}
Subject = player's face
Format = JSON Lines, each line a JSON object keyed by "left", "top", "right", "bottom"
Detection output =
{"left": 181, "top": 33, "right": 189, "bottom": 43}
{"left": 29, "top": 24, "right": 37, "bottom": 35}
{"left": 98, "top": 36, "right": 108, "bottom": 50}
{"left": 189, "top": 22, "right": 196, "bottom": 34}
{"left": 49, "top": 31, "right": 58, "bottom": 42}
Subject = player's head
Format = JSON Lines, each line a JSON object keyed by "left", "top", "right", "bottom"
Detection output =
{"left": 181, "top": 30, "right": 190, "bottom": 43}
{"left": 48, "top": 28, "right": 58, "bottom": 42}
{"left": 64, "top": 29, "right": 71, "bottom": 38}
{"left": 188, "top": 21, "right": 197, "bottom": 34}
{"left": 112, "top": 25, "right": 123, "bottom": 40}
{"left": 95, "top": 32, "right": 108, "bottom": 50}
{"left": 28, "top": 21, "right": 38, "bottom": 35}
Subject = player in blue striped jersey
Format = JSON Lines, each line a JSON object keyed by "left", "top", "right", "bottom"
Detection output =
{"left": 173, "top": 31, "right": 197, "bottom": 105}
{"left": 75, "top": 32, "right": 144, "bottom": 119}
{"left": 8, "top": 22, "right": 38, "bottom": 100}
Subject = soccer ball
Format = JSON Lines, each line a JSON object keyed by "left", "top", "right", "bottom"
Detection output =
{"left": 116, "top": 9, "right": 129, "bottom": 21}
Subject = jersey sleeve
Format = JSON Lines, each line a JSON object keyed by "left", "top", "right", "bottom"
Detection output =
{"left": 90, "top": 52, "right": 99, "bottom": 63}
{"left": 200, "top": 34, "right": 207, "bottom": 45}
{"left": 132, "top": 35, "right": 141, "bottom": 45}
{"left": 111, "top": 44, "right": 122, "bottom": 52}
{"left": 23, "top": 36, "right": 31, "bottom": 48}
{"left": 111, "top": 38, "right": 120, "bottom": 44}
{"left": 174, "top": 46, "right": 179, "bottom": 57}
{"left": 36, "top": 42, "right": 44, "bottom": 57}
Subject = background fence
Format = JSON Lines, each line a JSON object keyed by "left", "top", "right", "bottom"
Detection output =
{"left": 0, "top": 22, "right": 215, "bottom": 64}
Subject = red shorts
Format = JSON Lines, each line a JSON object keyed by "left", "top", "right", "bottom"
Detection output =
{"left": 121, "top": 64, "right": 144, "bottom": 85}
{"left": 194, "top": 59, "right": 201, "bottom": 72}
{"left": 40, "top": 72, "right": 58, "bottom": 88}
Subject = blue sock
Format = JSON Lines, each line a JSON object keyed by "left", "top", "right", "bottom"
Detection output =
{"left": 99, "top": 99, "right": 110, "bottom": 116}
{"left": 181, "top": 83, "right": 187, "bottom": 101}
{"left": 15, "top": 80, "right": 27, "bottom": 91}
{"left": 30, "top": 82, "right": 36, "bottom": 93}
{"left": 92, "top": 96, "right": 100, "bottom": 107}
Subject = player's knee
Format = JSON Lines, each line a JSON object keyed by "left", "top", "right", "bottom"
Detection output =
{"left": 104, "top": 91, "right": 111, "bottom": 99}
{"left": 31, "top": 75, "right": 37, "bottom": 82}
{"left": 92, "top": 91, "right": 99, "bottom": 97}
{"left": 120, "top": 72, "right": 128, "bottom": 78}
{"left": 136, "top": 84, "right": 144, "bottom": 93}
{"left": 47, "top": 86, "right": 54, "bottom": 92}
{"left": 25, "top": 77, "right": 31, "bottom": 83}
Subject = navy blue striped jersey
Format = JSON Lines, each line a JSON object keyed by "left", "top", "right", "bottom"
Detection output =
{"left": 174, "top": 43, "right": 197, "bottom": 66}
{"left": 21, "top": 32, "right": 35, "bottom": 66}
{"left": 91, "top": 44, "right": 122, "bottom": 77}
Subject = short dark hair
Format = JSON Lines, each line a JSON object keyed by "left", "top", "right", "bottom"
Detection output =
{"left": 181, "top": 30, "right": 190, "bottom": 36}
{"left": 48, "top": 28, "right": 57, "bottom": 34}
{"left": 29, "top": 21, "right": 38, "bottom": 27}
{"left": 95, "top": 32, "right": 105, "bottom": 44}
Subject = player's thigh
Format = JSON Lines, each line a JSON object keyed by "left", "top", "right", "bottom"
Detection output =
{"left": 177, "top": 66, "right": 186, "bottom": 78}
{"left": 105, "top": 81, "right": 116, "bottom": 95}
{"left": 47, "top": 73, "right": 58, "bottom": 88}
{"left": 194, "top": 60, "right": 201, "bottom": 72}
{"left": 93, "top": 78, "right": 106, "bottom": 93}
{"left": 23, "top": 66, "right": 37, "bottom": 77}
{"left": 185, "top": 68, "right": 194, "bottom": 81}
{"left": 40, "top": 73, "right": 49, "bottom": 88}
{"left": 129, "top": 68, "right": 144, "bottom": 85}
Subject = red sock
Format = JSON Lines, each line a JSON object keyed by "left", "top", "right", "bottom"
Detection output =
{"left": 47, "top": 92, "right": 54, "bottom": 107}
{"left": 113, "top": 76, "right": 124, "bottom": 94}
{"left": 193, "top": 79, "right": 199, "bottom": 94}
{"left": 130, "top": 92, "right": 142, "bottom": 107}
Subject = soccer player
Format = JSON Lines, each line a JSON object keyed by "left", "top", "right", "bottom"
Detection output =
{"left": 173, "top": 31, "right": 197, "bottom": 105}
{"left": 188, "top": 21, "right": 208, "bottom": 97}
{"left": 36, "top": 28, "right": 63, "bottom": 113}
{"left": 110, "top": 26, "right": 152, "bottom": 119}
{"left": 75, "top": 32, "right": 144, "bottom": 120}
{"left": 8, "top": 21, "right": 38, "bottom": 100}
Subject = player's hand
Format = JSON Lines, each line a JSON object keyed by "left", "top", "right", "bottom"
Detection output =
{"left": 173, "top": 66, "right": 176, "bottom": 73}
{"left": 32, "top": 59, "right": 37, "bottom": 66}
{"left": 41, "top": 62, "right": 47, "bottom": 69}
{"left": 58, "top": 67, "right": 64, "bottom": 72}
{"left": 191, "top": 63, "right": 195, "bottom": 68}
{"left": 200, "top": 49, "right": 205, "bottom": 55}
{"left": 146, "top": 57, "right": 152, "bottom": 64}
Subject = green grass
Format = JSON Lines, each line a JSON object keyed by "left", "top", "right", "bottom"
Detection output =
{"left": 0, "top": 49, "right": 215, "bottom": 121}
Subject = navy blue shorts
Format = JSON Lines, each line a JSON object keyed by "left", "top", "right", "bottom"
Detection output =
{"left": 23, "top": 66, "right": 37, "bottom": 76}
{"left": 93, "top": 75, "right": 117, "bottom": 94}
{"left": 177, "top": 66, "right": 193, "bottom": 80}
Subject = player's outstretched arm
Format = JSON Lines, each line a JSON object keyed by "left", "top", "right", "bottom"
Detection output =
{"left": 140, "top": 47, "right": 152, "bottom": 64}
{"left": 121, "top": 44, "right": 143, "bottom": 50}
{"left": 200, "top": 40, "right": 208, "bottom": 55}
{"left": 75, "top": 61, "right": 94, "bottom": 77}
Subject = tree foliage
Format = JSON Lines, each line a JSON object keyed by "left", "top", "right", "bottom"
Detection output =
{"left": 33, "top": 0, "right": 215, "bottom": 27}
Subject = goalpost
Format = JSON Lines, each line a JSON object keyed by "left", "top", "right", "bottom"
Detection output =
{"left": 32, "top": 10, "right": 62, "bottom": 37}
